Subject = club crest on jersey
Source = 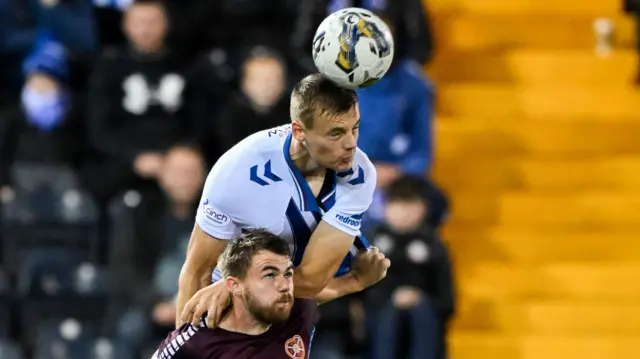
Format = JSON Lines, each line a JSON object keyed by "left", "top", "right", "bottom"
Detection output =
{"left": 202, "top": 199, "right": 230, "bottom": 226}
{"left": 285, "top": 335, "right": 305, "bottom": 359}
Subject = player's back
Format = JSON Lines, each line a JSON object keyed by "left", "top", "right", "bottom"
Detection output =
{"left": 151, "top": 299, "right": 318, "bottom": 359}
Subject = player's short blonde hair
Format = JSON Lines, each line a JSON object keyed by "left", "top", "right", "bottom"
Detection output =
{"left": 290, "top": 73, "right": 358, "bottom": 129}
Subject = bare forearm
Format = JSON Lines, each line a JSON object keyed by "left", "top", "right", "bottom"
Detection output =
{"left": 176, "top": 268, "right": 212, "bottom": 327}
{"left": 310, "top": 272, "right": 364, "bottom": 304}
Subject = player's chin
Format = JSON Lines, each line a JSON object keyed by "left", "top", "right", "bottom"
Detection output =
{"left": 272, "top": 303, "right": 293, "bottom": 321}
{"left": 333, "top": 159, "right": 353, "bottom": 172}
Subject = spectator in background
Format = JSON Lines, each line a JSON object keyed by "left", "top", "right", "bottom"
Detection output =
{"left": 0, "top": 37, "right": 88, "bottom": 196}
{"left": 85, "top": 0, "right": 199, "bottom": 204}
{"left": 353, "top": 11, "right": 435, "bottom": 231}
{"left": 110, "top": 144, "right": 205, "bottom": 355}
{"left": 365, "top": 176, "right": 455, "bottom": 359}
{"left": 206, "top": 46, "right": 290, "bottom": 162}
{"left": 0, "top": 0, "right": 97, "bottom": 102}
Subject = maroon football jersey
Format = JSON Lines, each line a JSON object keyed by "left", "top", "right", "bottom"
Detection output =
{"left": 152, "top": 299, "right": 318, "bottom": 359}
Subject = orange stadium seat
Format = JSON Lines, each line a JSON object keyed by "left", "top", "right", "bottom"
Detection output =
{"left": 427, "top": 0, "right": 640, "bottom": 356}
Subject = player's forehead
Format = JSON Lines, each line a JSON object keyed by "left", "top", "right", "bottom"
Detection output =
{"left": 250, "top": 251, "right": 292, "bottom": 271}
{"left": 314, "top": 103, "right": 360, "bottom": 131}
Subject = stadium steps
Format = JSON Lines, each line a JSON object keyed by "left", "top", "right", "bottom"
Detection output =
{"left": 431, "top": 14, "right": 635, "bottom": 51}
{"left": 430, "top": 49, "right": 638, "bottom": 84}
{"left": 436, "top": 84, "right": 640, "bottom": 117}
{"left": 427, "top": 0, "right": 640, "bottom": 357}
{"left": 443, "top": 228, "right": 640, "bottom": 263}
{"left": 433, "top": 156, "right": 640, "bottom": 190}
{"left": 454, "top": 263, "right": 640, "bottom": 301}
{"left": 445, "top": 192, "right": 640, "bottom": 227}
{"left": 449, "top": 334, "right": 640, "bottom": 359}
{"left": 454, "top": 300, "right": 640, "bottom": 334}
{"left": 435, "top": 118, "right": 640, "bottom": 158}
{"left": 429, "top": 0, "right": 620, "bottom": 15}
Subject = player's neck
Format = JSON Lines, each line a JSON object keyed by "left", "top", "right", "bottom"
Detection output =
{"left": 219, "top": 302, "right": 271, "bottom": 336}
{"left": 289, "top": 137, "right": 325, "bottom": 177}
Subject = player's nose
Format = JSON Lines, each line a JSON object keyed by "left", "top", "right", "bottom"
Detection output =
{"left": 343, "top": 132, "right": 357, "bottom": 150}
{"left": 277, "top": 277, "right": 293, "bottom": 292}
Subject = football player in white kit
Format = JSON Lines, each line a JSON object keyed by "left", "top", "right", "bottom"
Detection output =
{"left": 177, "top": 74, "right": 391, "bottom": 327}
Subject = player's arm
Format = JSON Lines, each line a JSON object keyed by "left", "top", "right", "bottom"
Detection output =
{"left": 176, "top": 161, "right": 240, "bottom": 327}
{"left": 294, "top": 158, "right": 381, "bottom": 299}
{"left": 176, "top": 224, "right": 227, "bottom": 327}
{"left": 293, "top": 221, "right": 361, "bottom": 298}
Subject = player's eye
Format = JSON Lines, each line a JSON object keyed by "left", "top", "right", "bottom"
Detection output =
{"left": 284, "top": 271, "right": 293, "bottom": 278}
{"left": 264, "top": 273, "right": 276, "bottom": 278}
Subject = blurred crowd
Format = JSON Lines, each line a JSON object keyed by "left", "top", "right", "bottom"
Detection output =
{"left": 0, "top": 0, "right": 456, "bottom": 358}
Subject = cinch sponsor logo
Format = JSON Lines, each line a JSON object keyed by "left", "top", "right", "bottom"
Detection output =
{"left": 335, "top": 214, "right": 361, "bottom": 228}
{"left": 202, "top": 199, "right": 230, "bottom": 225}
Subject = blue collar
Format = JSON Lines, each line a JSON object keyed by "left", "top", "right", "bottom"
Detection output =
{"left": 283, "top": 132, "right": 337, "bottom": 212}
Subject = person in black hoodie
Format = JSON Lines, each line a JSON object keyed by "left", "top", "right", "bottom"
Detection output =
{"left": 364, "top": 175, "right": 455, "bottom": 359}
{"left": 85, "top": 0, "right": 201, "bottom": 204}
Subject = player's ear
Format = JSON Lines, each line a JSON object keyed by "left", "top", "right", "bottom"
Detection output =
{"left": 291, "top": 120, "right": 306, "bottom": 143}
{"left": 225, "top": 276, "right": 242, "bottom": 295}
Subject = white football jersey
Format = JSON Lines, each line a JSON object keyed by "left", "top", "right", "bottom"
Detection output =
{"left": 195, "top": 124, "right": 377, "bottom": 281}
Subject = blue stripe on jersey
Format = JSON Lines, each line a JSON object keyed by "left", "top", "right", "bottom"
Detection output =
{"left": 283, "top": 133, "right": 318, "bottom": 212}
{"left": 322, "top": 190, "right": 336, "bottom": 210}
{"left": 286, "top": 199, "right": 313, "bottom": 266}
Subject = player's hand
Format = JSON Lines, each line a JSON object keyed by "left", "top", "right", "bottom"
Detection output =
{"left": 181, "top": 280, "right": 231, "bottom": 328}
{"left": 351, "top": 247, "right": 391, "bottom": 290}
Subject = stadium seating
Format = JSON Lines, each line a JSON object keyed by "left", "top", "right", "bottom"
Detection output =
{"left": 32, "top": 319, "right": 132, "bottom": 359}
{"left": 0, "top": 270, "right": 11, "bottom": 339}
{"left": 0, "top": 340, "right": 24, "bottom": 359}
{"left": 1, "top": 164, "right": 100, "bottom": 274}
{"left": 17, "top": 254, "right": 108, "bottom": 349}
{"left": 427, "top": 0, "right": 640, "bottom": 357}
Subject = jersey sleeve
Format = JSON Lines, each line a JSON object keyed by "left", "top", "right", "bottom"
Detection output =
{"left": 195, "top": 160, "right": 240, "bottom": 240}
{"left": 323, "top": 151, "right": 377, "bottom": 236}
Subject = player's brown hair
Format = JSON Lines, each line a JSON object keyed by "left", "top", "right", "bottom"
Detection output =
{"left": 290, "top": 73, "right": 358, "bottom": 129}
{"left": 219, "top": 229, "right": 291, "bottom": 279}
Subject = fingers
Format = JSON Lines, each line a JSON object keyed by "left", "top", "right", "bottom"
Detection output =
{"left": 205, "top": 287, "right": 231, "bottom": 328}
{"left": 181, "top": 294, "right": 199, "bottom": 324}
{"left": 368, "top": 246, "right": 379, "bottom": 255}
{"left": 192, "top": 300, "right": 208, "bottom": 327}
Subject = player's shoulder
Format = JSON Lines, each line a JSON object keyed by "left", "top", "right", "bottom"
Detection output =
{"left": 154, "top": 323, "right": 204, "bottom": 359}
{"left": 200, "top": 125, "right": 292, "bottom": 218}
{"left": 207, "top": 124, "right": 291, "bottom": 182}
{"left": 336, "top": 148, "right": 377, "bottom": 190}
{"left": 289, "top": 298, "right": 319, "bottom": 329}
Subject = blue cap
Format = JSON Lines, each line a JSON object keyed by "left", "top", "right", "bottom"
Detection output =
{"left": 22, "top": 32, "right": 69, "bottom": 81}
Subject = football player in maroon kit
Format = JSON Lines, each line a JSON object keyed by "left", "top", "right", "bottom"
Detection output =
{"left": 152, "top": 229, "right": 388, "bottom": 359}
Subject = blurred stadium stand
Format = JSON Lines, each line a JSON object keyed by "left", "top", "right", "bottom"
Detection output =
{"left": 427, "top": 0, "right": 640, "bottom": 358}
{"left": 0, "top": 0, "right": 639, "bottom": 358}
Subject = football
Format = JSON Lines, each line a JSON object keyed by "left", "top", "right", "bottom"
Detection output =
{"left": 312, "top": 7, "right": 395, "bottom": 90}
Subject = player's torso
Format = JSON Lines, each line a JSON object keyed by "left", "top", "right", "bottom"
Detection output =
{"left": 219, "top": 125, "right": 340, "bottom": 259}
{"left": 205, "top": 325, "right": 314, "bottom": 359}
{"left": 166, "top": 300, "right": 317, "bottom": 359}
{"left": 209, "top": 124, "right": 371, "bottom": 281}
